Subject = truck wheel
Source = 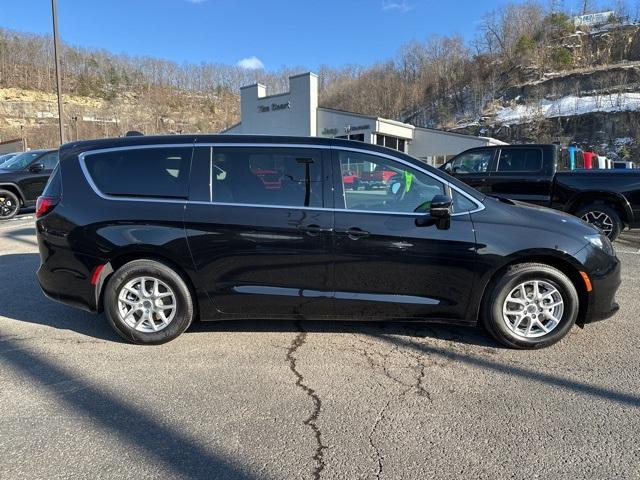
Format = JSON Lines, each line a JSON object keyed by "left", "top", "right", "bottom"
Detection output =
{"left": 482, "top": 263, "right": 579, "bottom": 349}
{"left": 575, "top": 203, "right": 622, "bottom": 241}
{"left": 0, "top": 189, "right": 20, "bottom": 220}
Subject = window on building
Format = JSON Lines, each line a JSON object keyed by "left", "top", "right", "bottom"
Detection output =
{"left": 376, "top": 134, "right": 406, "bottom": 153}
{"left": 497, "top": 148, "right": 543, "bottom": 173}
{"left": 338, "top": 151, "right": 444, "bottom": 214}
{"left": 348, "top": 133, "right": 364, "bottom": 142}
{"left": 210, "top": 147, "right": 323, "bottom": 208}
{"left": 84, "top": 147, "right": 192, "bottom": 198}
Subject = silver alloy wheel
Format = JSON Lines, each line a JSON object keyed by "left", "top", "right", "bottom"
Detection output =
{"left": 581, "top": 210, "right": 614, "bottom": 236}
{"left": 0, "top": 195, "right": 17, "bottom": 218}
{"left": 502, "top": 280, "right": 564, "bottom": 338}
{"left": 117, "top": 276, "right": 177, "bottom": 333}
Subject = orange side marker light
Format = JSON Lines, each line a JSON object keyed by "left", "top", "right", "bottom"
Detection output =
{"left": 579, "top": 271, "right": 593, "bottom": 292}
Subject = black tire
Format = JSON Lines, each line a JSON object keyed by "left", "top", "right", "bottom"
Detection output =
{"left": 103, "top": 259, "right": 194, "bottom": 345}
{"left": 575, "top": 202, "right": 623, "bottom": 241}
{"left": 482, "top": 263, "right": 579, "bottom": 349}
{"left": 0, "top": 189, "right": 20, "bottom": 220}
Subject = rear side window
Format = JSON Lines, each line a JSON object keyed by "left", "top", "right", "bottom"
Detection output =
{"left": 84, "top": 147, "right": 192, "bottom": 198}
{"left": 210, "top": 147, "right": 323, "bottom": 208}
{"left": 42, "top": 164, "right": 62, "bottom": 197}
{"left": 497, "top": 149, "right": 543, "bottom": 172}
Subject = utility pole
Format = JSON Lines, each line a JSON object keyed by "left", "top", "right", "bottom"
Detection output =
{"left": 51, "top": 0, "right": 65, "bottom": 145}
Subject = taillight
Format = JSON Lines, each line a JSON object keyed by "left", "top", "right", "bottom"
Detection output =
{"left": 35, "top": 196, "right": 58, "bottom": 218}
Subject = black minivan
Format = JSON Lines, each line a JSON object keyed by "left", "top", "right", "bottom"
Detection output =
{"left": 35, "top": 135, "right": 621, "bottom": 348}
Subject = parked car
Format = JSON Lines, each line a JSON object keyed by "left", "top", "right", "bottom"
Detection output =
{"left": 441, "top": 144, "right": 640, "bottom": 240}
{"left": 0, "top": 152, "right": 19, "bottom": 167}
{"left": 0, "top": 149, "right": 59, "bottom": 219}
{"left": 36, "top": 136, "right": 620, "bottom": 348}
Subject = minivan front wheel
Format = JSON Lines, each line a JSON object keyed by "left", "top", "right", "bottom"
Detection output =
{"left": 483, "top": 263, "right": 579, "bottom": 349}
{"left": 104, "top": 259, "right": 194, "bottom": 344}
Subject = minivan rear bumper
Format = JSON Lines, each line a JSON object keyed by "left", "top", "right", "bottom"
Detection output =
{"left": 36, "top": 228, "right": 103, "bottom": 313}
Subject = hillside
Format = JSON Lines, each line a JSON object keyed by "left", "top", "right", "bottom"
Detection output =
{"left": 2, "top": 2, "right": 640, "bottom": 162}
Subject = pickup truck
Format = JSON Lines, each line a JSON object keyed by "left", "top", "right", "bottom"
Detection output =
{"left": 441, "top": 144, "right": 640, "bottom": 240}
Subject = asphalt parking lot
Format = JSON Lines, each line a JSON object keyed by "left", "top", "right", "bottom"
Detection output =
{"left": 0, "top": 212, "right": 639, "bottom": 480}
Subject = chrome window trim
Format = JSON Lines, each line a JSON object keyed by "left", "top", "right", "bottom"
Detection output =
{"left": 77, "top": 142, "right": 484, "bottom": 216}
{"left": 208, "top": 147, "right": 213, "bottom": 203}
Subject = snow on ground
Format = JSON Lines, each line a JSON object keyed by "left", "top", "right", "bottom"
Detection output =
{"left": 496, "top": 92, "right": 640, "bottom": 125}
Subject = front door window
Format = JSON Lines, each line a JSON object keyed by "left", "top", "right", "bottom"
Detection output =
{"left": 338, "top": 151, "right": 444, "bottom": 214}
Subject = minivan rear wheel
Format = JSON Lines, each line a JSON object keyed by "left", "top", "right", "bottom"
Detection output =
{"left": 482, "top": 263, "right": 579, "bottom": 349}
{"left": 104, "top": 259, "right": 194, "bottom": 344}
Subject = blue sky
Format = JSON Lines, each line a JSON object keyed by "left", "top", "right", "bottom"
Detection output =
{"left": 0, "top": 0, "right": 611, "bottom": 70}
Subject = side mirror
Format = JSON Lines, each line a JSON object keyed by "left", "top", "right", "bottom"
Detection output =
{"left": 29, "top": 162, "right": 44, "bottom": 173}
{"left": 430, "top": 194, "right": 453, "bottom": 218}
{"left": 415, "top": 194, "right": 452, "bottom": 230}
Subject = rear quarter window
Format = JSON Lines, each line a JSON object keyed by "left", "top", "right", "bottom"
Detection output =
{"left": 83, "top": 147, "right": 192, "bottom": 198}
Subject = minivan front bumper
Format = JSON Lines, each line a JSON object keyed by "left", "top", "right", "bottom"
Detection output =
{"left": 576, "top": 244, "right": 621, "bottom": 325}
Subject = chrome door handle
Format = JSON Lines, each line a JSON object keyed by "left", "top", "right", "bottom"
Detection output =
{"left": 346, "top": 227, "right": 370, "bottom": 240}
{"left": 299, "top": 224, "right": 332, "bottom": 236}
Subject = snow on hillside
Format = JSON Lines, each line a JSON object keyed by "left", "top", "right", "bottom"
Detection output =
{"left": 496, "top": 93, "right": 640, "bottom": 125}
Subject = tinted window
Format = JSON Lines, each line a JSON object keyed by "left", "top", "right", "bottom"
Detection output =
{"left": 452, "top": 190, "right": 477, "bottom": 213}
{"left": 338, "top": 151, "right": 444, "bottom": 213}
{"left": 449, "top": 150, "right": 492, "bottom": 174}
{"left": 497, "top": 149, "right": 543, "bottom": 172}
{"left": 38, "top": 151, "right": 59, "bottom": 170}
{"left": 85, "top": 147, "right": 192, "bottom": 198}
{"left": 211, "top": 147, "right": 322, "bottom": 208}
{"left": 42, "top": 164, "right": 62, "bottom": 197}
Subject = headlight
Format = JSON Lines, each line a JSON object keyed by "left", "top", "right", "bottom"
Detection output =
{"left": 585, "top": 234, "right": 615, "bottom": 256}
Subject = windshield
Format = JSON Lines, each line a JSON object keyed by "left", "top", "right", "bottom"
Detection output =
{"left": 0, "top": 153, "right": 17, "bottom": 166}
{"left": 1, "top": 151, "right": 41, "bottom": 170}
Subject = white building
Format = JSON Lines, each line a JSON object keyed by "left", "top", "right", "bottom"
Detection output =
{"left": 222, "top": 72, "right": 505, "bottom": 166}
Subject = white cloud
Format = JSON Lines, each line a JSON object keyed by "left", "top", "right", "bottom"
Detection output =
{"left": 236, "top": 56, "right": 265, "bottom": 70}
{"left": 184, "top": 0, "right": 207, "bottom": 4}
{"left": 381, "top": 0, "right": 413, "bottom": 13}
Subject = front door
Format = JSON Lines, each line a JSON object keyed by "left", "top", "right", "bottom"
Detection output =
{"left": 184, "top": 145, "right": 334, "bottom": 318}
{"left": 20, "top": 151, "right": 59, "bottom": 202}
{"left": 445, "top": 148, "right": 494, "bottom": 194}
{"left": 332, "top": 149, "right": 477, "bottom": 321}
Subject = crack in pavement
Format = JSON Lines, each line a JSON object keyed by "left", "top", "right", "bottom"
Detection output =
{"left": 286, "top": 320, "right": 327, "bottom": 480}
{"left": 368, "top": 398, "right": 392, "bottom": 480}
{"left": 351, "top": 334, "right": 437, "bottom": 479}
